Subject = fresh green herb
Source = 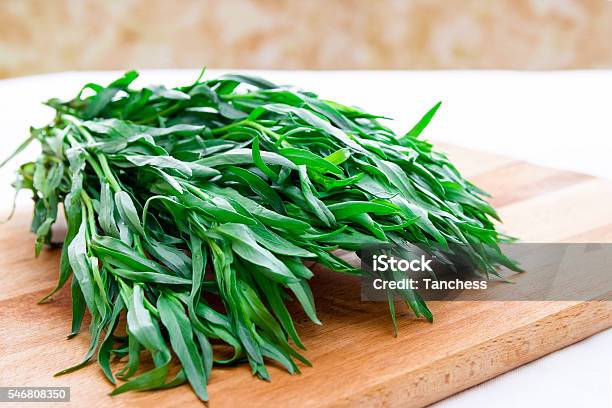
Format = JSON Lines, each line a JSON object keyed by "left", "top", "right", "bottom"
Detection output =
{"left": 3, "top": 71, "right": 519, "bottom": 401}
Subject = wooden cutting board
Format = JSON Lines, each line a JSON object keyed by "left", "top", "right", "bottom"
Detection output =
{"left": 1, "top": 145, "right": 610, "bottom": 407}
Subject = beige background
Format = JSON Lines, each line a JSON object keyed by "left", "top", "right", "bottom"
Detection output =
{"left": 1, "top": 0, "right": 612, "bottom": 78}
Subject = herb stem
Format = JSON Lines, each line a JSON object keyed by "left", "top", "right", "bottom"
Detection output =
{"left": 65, "top": 115, "right": 122, "bottom": 193}
{"left": 80, "top": 190, "right": 97, "bottom": 235}
{"left": 136, "top": 102, "right": 183, "bottom": 125}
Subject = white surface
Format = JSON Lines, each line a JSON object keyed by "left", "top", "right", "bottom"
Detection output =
{"left": 433, "top": 328, "right": 612, "bottom": 408}
{"left": 0, "top": 70, "right": 610, "bottom": 407}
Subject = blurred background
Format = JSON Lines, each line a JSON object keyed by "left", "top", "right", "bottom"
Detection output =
{"left": 1, "top": 0, "right": 612, "bottom": 78}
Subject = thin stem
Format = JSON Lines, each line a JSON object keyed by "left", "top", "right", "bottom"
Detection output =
{"left": 64, "top": 115, "right": 122, "bottom": 193}
{"left": 135, "top": 102, "right": 183, "bottom": 125}
{"left": 210, "top": 119, "right": 288, "bottom": 147}
{"left": 210, "top": 120, "right": 248, "bottom": 135}
{"left": 80, "top": 191, "right": 97, "bottom": 238}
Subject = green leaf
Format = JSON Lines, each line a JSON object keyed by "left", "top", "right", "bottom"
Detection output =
{"left": 99, "top": 182, "right": 120, "bottom": 238}
{"left": 279, "top": 147, "right": 343, "bottom": 175}
{"left": 212, "top": 223, "right": 298, "bottom": 284}
{"left": 287, "top": 279, "right": 320, "bottom": 325}
{"left": 111, "top": 268, "right": 192, "bottom": 285}
{"left": 197, "top": 148, "right": 297, "bottom": 169}
{"left": 328, "top": 201, "right": 400, "bottom": 219}
{"left": 91, "top": 235, "right": 170, "bottom": 274}
{"left": 324, "top": 148, "right": 351, "bottom": 165}
{"left": 401, "top": 101, "right": 441, "bottom": 139}
{"left": 115, "top": 191, "right": 146, "bottom": 236}
{"left": 98, "top": 296, "right": 125, "bottom": 384}
{"left": 226, "top": 166, "right": 286, "bottom": 214}
{"left": 298, "top": 166, "right": 335, "bottom": 227}
{"left": 83, "top": 71, "right": 139, "bottom": 118}
{"left": 251, "top": 137, "right": 279, "bottom": 180}
{"left": 158, "top": 295, "right": 209, "bottom": 401}
{"left": 123, "top": 155, "right": 192, "bottom": 177}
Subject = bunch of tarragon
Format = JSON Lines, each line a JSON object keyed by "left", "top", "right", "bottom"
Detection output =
{"left": 2, "top": 71, "right": 519, "bottom": 401}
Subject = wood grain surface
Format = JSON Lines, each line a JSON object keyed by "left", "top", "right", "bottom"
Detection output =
{"left": 0, "top": 145, "right": 610, "bottom": 407}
